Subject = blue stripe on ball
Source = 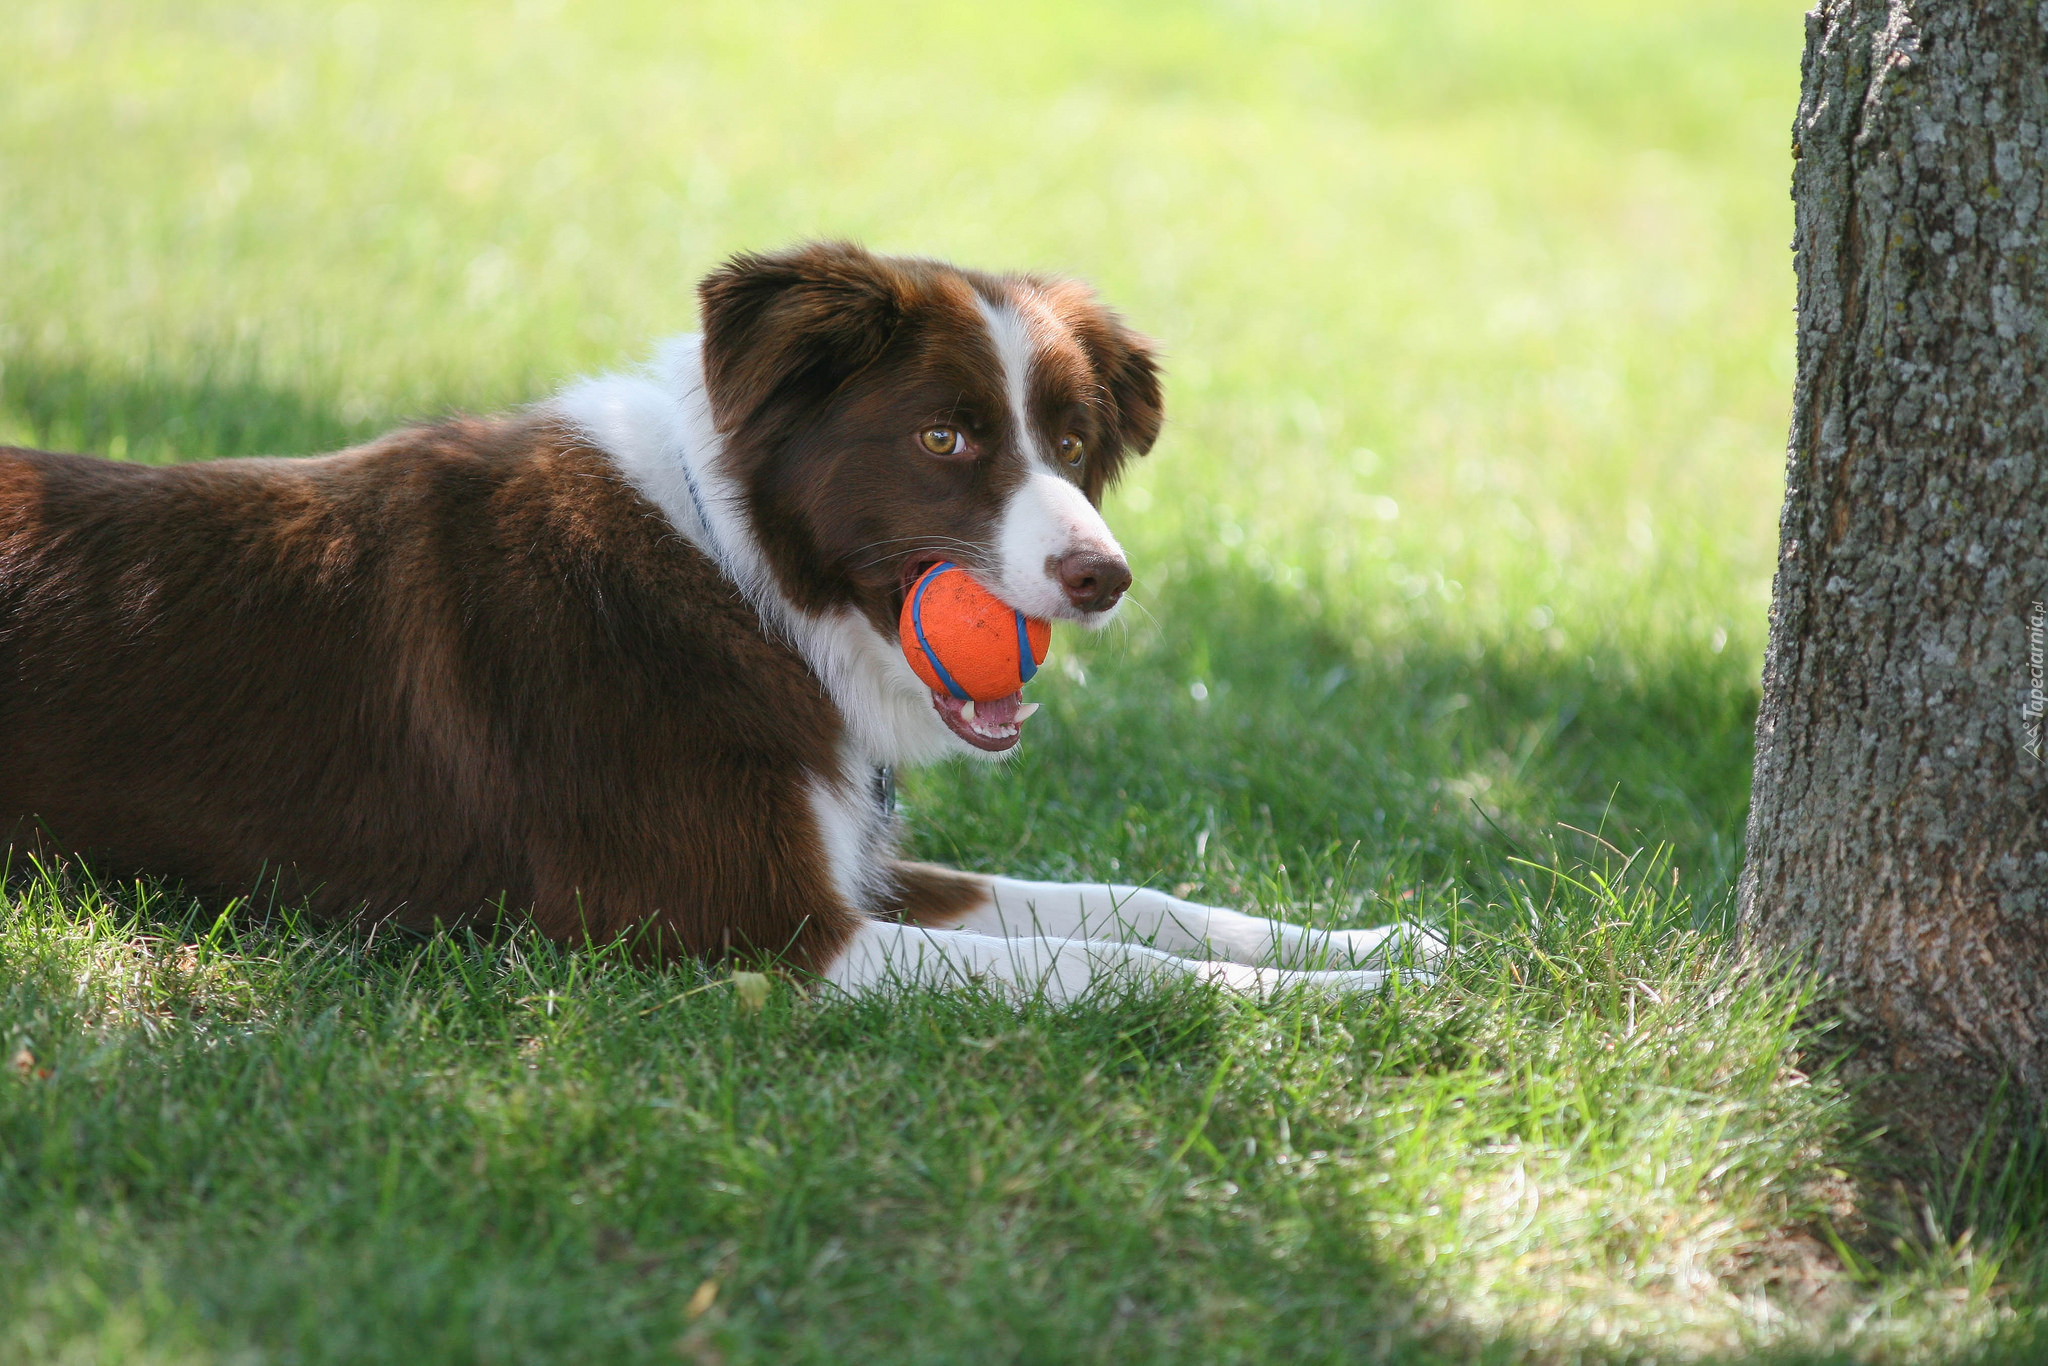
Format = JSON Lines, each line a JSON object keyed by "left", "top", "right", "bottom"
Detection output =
{"left": 1014, "top": 609, "right": 1036, "bottom": 684}
{"left": 911, "top": 562, "right": 972, "bottom": 701}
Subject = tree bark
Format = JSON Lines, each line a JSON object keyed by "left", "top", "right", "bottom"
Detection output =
{"left": 1739, "top": 1, "right": 2048, "bottom": 1099}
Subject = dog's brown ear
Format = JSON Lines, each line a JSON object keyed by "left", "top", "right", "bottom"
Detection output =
{"left": 697, "top": 242, "right": 909, "bottom": 434}
{"left": 1095, "top": 320, "right": 1163, "bottom": 462}
{"left": 1041, "top": 279, "right": 1164, "bottom": 496}
{"left": 1087, "top": 328, "right": 1163, "bottom": 500}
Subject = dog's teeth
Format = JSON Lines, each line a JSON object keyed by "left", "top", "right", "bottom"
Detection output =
{"left": 1014, "top": 703, "right": 1039, "bottom": 721}
{"left": 961, "top": 700, "right": 976, "bottom": 721}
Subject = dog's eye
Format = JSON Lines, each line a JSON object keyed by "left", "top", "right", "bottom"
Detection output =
{"left": 1058, "top": 434, "right": 1085, "bottom": 467}
{"left": 919, "top": 426, "right": 966, "bottom": 457}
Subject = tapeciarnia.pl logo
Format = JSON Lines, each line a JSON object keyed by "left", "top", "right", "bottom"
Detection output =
{"left": 2025, "top": 600, "right": 2045, "bottom": 761}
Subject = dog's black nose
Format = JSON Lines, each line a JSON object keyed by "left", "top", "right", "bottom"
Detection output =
{"left": 1054, "top": 550, "right": 1131, "bottom": 613}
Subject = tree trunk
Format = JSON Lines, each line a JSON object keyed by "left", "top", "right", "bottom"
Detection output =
{"left": 1739, "top": 1, "right": 2048, "bottom": 1100}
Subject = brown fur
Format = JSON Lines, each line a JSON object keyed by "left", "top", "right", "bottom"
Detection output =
{"left": 1, "top": 420, "right": 858, "bottom": 967}
{"left": 884, "top": 861, "right": 997, "bottom": 927}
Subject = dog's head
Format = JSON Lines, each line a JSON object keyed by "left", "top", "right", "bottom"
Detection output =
{"left": 697, "top": 242, "right": 1162, "bottom": 754}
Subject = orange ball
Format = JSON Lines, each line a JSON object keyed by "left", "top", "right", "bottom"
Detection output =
{"left": 900, "top": 563, "right": 1052, "bottom": 702}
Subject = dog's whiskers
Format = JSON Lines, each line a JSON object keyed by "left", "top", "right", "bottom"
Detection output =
{"left": 845, "top": 534, "right": 983, "bottom": 562}
{"left": 847, "top": 539, "right": 988, "bottom": 575}
{"left": 1120, "top": 593, "right": 1161, "bottom": 632}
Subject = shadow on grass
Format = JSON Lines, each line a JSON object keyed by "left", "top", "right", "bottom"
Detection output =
{"left": 0, "top": 346, "right": 406, "bottom": 462}
{"left": 10, "top": 866, "right": 2046, "bottom": 1365}
{"left": 0, "top": 872, "right": 1459, "bottom": 1364}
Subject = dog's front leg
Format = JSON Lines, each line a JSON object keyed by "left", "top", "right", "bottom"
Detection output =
{"left": 820, "top": 918, "right": 1392, "bottom": 1002}
{"left": 891, "top": 862, "right": 1441, "bottom": 972}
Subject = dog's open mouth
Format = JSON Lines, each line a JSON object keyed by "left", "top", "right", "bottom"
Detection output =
{"left": 898, "top": 557, "right": 1042, "bottom": 753}
{"left": 930, "top": 689, "right": 1039, "bottom": 752}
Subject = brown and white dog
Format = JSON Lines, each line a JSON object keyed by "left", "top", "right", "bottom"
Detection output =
{"left": 1, "top": 243, "right": 1421, "bottom": 999}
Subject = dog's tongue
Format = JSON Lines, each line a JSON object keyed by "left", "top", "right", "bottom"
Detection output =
{"left": 973, "top": 693, "right": 1022, "bottom": 727}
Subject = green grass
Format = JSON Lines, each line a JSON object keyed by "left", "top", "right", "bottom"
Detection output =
{"left": 3, "top": 0, "right": 2044, "bottom": 1360}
